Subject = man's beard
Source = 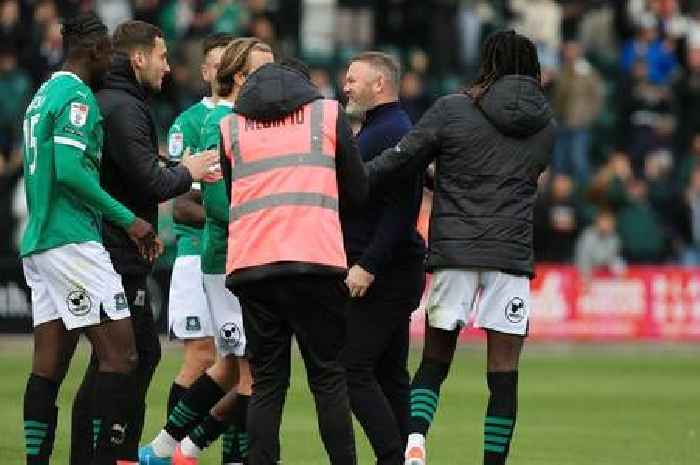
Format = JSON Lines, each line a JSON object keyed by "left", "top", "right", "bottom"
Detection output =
{"left": 345, "top": 96, "right": 370, "bottom": 117}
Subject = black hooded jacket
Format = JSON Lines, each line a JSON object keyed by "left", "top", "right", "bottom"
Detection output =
{"left": 97, "top": 52, "right": 193, "bottom": 275}
{"left": 366, "top": 75, "right": 555, "bottom": 277}
{"left": 221, "top": 63, "right": 368, "bottom": 287}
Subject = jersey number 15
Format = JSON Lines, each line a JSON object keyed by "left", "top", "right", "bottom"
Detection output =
{"left": 23, "top": 114, "right": 40, "bottom": 176}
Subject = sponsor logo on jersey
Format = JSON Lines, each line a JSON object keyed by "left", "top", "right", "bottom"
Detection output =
{"left": 70, "top": 102, "right": 89, "bottom": 127}
{"left": 169, "top": 132, "right": 184, "bottom": 158}
{"left": 220, "top": 322, "right": 242, "bottom": 348}
{"left": 505, "top": 297, "right": 526, "bottom": 324}
{"left": 186, "top": 316, "right": 201, "bottom": 331}
{"left": 66, "top": 288, "right": 92, "bottom": 316}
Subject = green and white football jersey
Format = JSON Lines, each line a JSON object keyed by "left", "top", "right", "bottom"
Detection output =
{"left": 20, "top": 72, "right": 104, "bottom": 257}
{"left": 167, "top": 97, "right": 215, "bottom": 257}
{"left": 200, "top": 101, "right": 234, "bottom": 275}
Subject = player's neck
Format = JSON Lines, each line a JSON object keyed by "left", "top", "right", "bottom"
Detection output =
{"left": 62, "top": 61, "right": 90, "bottom": 85}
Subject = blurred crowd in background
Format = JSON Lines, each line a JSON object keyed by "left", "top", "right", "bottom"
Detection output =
{"left": 4, "top": 0, "right": 700, "bottom": 279}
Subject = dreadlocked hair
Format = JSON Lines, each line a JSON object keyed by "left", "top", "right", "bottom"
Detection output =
{"left": 61, "top": 12, "right": 108, "bottom": 58}
{"left": 466, "top": 30, "right": 541, "bottom": 102}
{"left": 216, "top": 37, "right": 272, "bottom": 97}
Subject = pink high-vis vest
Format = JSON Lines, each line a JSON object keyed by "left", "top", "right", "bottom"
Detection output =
{"left": 221, "top": 99, "right": 347, "bottom": 275}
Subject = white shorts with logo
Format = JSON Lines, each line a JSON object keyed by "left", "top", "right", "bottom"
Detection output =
{"left": 202, "top": 273, "right": 246, "bottom": 357}
{"left": 425, "top": 269, "right": 531, "bottom": 336}
{"left": 168, "top": 255, "right": 214, "bottom": 339}
{"left": 23, "top": 241, "right": 130, "bottom": 330}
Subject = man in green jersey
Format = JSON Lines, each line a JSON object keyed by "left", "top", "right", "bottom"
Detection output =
{"left": 166, "top": 32, "right": 235, "bottom": 420}
{"left": 141, "top": 38, "right": 273, "bottom": 465}
{"left": 21, "top": 13, "right": 157, "bottom": 465}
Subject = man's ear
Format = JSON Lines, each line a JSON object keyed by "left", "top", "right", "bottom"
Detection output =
{"left": 234, "top": 71, "right": 246, "bottom": 88}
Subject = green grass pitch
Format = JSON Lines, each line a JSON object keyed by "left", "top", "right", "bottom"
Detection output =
{"left": 1, "top": 338, "right": 699, "bottom": 465}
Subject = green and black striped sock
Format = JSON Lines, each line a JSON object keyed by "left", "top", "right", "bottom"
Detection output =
{"left": 221, "top": 425, "right": 238, "bottom": 464}
{"left": 408, "top": 358, "right": 450, "bottom": 436}
{"left": 483, "top": 371, "right": 518, "bottom": 465}
{"left": 238, "top": 431, "right": 249, "bottom": 460}
{"left": 164, "top": 374, "right": 225, "bottom": 441}
{"left": 92, "top": 418, "right": 102, "bottom": 450}
{"left": 190, "top": 414, "right": 226, "bottom": 450}
{"left": 23, "top": 374, "right": 58, "bottom": 465}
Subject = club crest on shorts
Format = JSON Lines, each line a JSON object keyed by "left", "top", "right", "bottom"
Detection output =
{"left": 66, "top": 288, "right": 91, "bottom": 316}
{"left": 186, "top": 316, "right": 201, "bottom": 332}
{"left": 505, "top": 297, "right": 526, "bottom": 324}
{"left": 69, "top": 102, "right": 88, "bottom": 127}
{"left": 110, "top": 423, "right": 127, "bottom": 446}
{"left": 220, "top": 322, "right": 242, "bottom": 348}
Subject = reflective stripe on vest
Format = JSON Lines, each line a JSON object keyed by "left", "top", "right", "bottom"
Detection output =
{"left": 224, "top": 99, "right": 346, "bottom": 274}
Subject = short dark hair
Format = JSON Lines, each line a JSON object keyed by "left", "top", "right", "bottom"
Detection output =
{"left": 467, "top": 30, "right": 541, "bottom": 101}
{"left": 202, "top": 33, "right": 236, "bottom": 56}
{"left": 350, "top": 51, "right": 400, "bottom": 89}
{"left": 61, "top": 12, "right": 108, "bottom": 58}
{"left": 113, "top": 20, "right": 163, "bottom": 54}
{"left": 278, "top": 56, "right": 311, "bottom": 80}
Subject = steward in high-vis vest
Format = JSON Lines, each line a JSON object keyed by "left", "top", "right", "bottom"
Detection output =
{"left": 218, "top": 62, "right": 368, "bottom": 465}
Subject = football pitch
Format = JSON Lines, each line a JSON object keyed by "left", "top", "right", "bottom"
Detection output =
{"left": 1, "top": 337, "right": 698, "bottom": 465}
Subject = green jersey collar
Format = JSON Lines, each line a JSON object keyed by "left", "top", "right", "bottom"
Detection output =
{"left": 52, "top": 71, "right": 84, "bottom": 84}
{"left": 217, "top": 99, "right": 234, "bottom": 108}
{"left": 202, "top": 97, "right": 215, "bottom": 109}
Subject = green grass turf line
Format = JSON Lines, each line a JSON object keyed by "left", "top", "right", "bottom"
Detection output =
{"left": 1, "top": 339, "right": 699, "bottom": 465}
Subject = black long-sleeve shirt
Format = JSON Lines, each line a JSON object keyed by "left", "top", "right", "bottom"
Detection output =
{"left": 98, "top": 53, "right": 193, "bottom": 275}
{"left": 341, "top": 101, "right": 425, "bottom": 274}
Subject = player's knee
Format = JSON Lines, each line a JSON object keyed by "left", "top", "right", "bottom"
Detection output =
{"left": 98, "top": 346, "right": 139, "bottom": 373}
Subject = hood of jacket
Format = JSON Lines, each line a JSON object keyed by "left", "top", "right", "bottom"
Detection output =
{"left": 101, "top": 51, "right": 148, "bottom": 101}
{"left": 235, "top": 63, "right": 323, "bottom": 121}
{"left": 477, "top": 75, "right": 553, "bottom": 138}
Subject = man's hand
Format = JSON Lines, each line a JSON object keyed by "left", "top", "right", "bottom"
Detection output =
{"left": 345, "top": 264, "right": 375, "bottom": 298}
{"left": 181, "top": 148, "right": 220, "bottom": 181}
{"left": 126, "top": 217, "right": 159, "bottom": 263}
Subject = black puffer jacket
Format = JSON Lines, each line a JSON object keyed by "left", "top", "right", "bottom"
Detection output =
{"left": 98, "top": 53, "right": 193, "bottom": 275}
{"left": 367, "top": 75, "right": 555, "bottom": 277}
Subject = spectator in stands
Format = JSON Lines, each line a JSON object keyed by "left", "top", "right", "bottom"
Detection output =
{"left": 0, "top": 147, "right": 22, "bottom": 257}
{"left": 612, "top": 178, "right": 668, "bottom": 263}
{"left": 575, "top": 208, "right": 625, "bottom": 288}
{"left": 309, "top": 67, "right": 335, "bottom": 99}
{"left": 620, "top": 14, "right": 678, "bottom": 85}
{"left": 552, "top": 40, "right": 604, "bottom": 184}
{"left": 617, "top": 58, "right": 676, "bottom": 174}
{"left": 0, "top": 45, "right": 31, "bottom": 155}
{"left": 0, "top": 0, "right": 28, "bottom": 56}
{"left": 27, "top": 18, "right": 64, "bottom": 87}
{"left": 644, "top": 148, "right": 677, "bottom": 227}
{"left": 672, "top": 44, "right": 700, "bottom": 154}
{"left": 680, "top": 165, "right": 700, "bottom": 265}
{"left": 400, "top": 70, "right": 432, "bottom": 124}
{"left": 676, "top": 132, "right": 700, "bottom": 189}
{"left": 534, "top": 173, "right": 585, "bottom": 263}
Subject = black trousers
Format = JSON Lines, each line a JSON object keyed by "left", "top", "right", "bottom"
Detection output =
{"left": 70, "top": 273, "right": 161, "bottom": 465}
{"left": 339, "top": 260, "right": 424, "bottom": 465}
{"left": 234, "top": 275, "right": 356, "bottom": 465}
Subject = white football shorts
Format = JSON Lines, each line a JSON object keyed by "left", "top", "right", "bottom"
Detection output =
{"left": 168, "top": 255, "right": 214, "bottom": 339}
{"left": 23, "top": 241, "right": 130, "bottom": 330}
{"left": 202, "top": 273, "right": 246, "bottom": 357}
{"left": 425, "top": 269, "right": 531, "bottom": 336}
